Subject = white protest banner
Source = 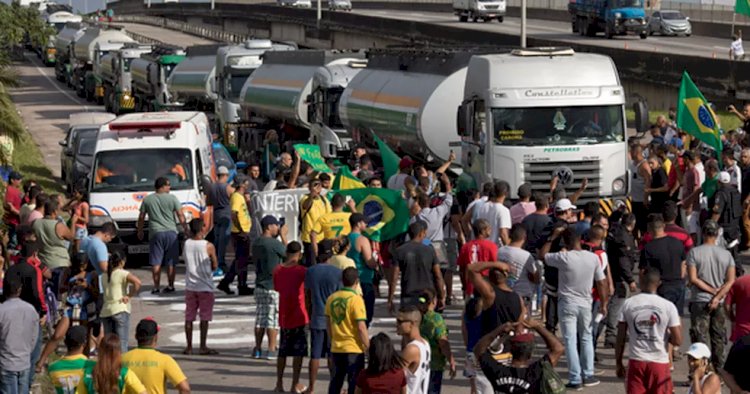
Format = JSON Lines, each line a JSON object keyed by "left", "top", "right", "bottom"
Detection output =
{"left": 249, "top": 188, "right": 307, "bottom": 243}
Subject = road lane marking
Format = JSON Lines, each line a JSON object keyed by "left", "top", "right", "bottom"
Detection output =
{"left": 27, "top": 54, "right": 91, "bottom": 112}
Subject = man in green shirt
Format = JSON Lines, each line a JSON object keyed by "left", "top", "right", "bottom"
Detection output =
{"left": 137, "top": 177, "right": 189, "bottom": 294}
{"left": 47, "top": 326, "right": 88, "bottom": 394}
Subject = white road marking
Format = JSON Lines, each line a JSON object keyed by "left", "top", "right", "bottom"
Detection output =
{"left": 27, "top": 54, "right": 91, "bottom": 112}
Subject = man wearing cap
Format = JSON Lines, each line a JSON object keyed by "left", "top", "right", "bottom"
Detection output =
{"left": 387, "top": 156, "right": 415, "bottom": 192}
{"left": 122, "top": 318, "right": 189, "bottom": 394}
{"left": 3, "top": 171, "right": 23, "bottom": 247}
{"left": 206, "top": 165, "right": 234, "bottom": 277}
{"left": 474, "top": 318, "right": 564, "bottom": 394}
{"left": 252, "top": 215, "right": 288, "bottom": 360}
{"left": 688, "top": 220, "right": 736, "bottom": 370}
{"left": 615, "top": 268, "right": 682, "bottom": 394}
{"left": 300, "top": 178, "right": 332, "bottom": 267}
{"left": 47, "top": 326, "right": 88, "bottom": 394}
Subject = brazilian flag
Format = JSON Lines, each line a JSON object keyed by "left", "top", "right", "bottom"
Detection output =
{"left": 737, "top": 0, "right": 750, "bottom": 17}
{"left": 373, "top": 133, "right": 400, "bottom": 184}
{"left": 676, "top": 71, "right": 722, "bottom": 157}
{"left": 333, "top": 187, "right": 409, "bottom": 242}
{"left": 332, "top": 166, "right": 365, "bottom": 190}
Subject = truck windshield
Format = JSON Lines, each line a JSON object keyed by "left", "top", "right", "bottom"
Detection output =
{"left": 227, "top": 74, "right": 248, "bottom": 100}
{"left": 615, "top": 0, "right": 642, "bottom": 7}
{"left": 53, "top": 22, "right": 66, "bottom": 32}
{"left": 91, "top": 148, "right": 193, "bottom": 192}
{"left": 492, "top": 105, "right": 625, "bottom": 146}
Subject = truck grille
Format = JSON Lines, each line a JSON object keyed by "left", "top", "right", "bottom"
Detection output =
{"left": 484, "top": 5, "right": 499, "bottom": 9}
{"left": 525, "top": 160, "right": 602, "bottom": 202}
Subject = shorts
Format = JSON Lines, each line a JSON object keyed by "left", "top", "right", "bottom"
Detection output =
{"left": 279, "top": 326, "right": 308, "bottom": 357}
{"left": 149, "top": 231, "right": 179, "bottom": 267}
{"left": 626, "top": 359, "right": 673, "bottom": 394}
{"left": 75, "top": 227, "right": 88, "bottom": 241}
{"left": 657, "top": 282, "right": 685, "bottom": 315}
{"left": 463, "top": 351, "right": 477, "bottom": 378}
{"left": 432, "top": 241, "right": 448, "bottom": 265}
{"left": 185, "top": 290, "right": 215, "bottom": 321}
{"left": 442, "top": 238, "right": 458, "bottom": 272}
{"left": 255, "top": 288, "right": 279, "bottom": 329}
{"left": 310, "top": 328, "right": 330, "bottom": 359}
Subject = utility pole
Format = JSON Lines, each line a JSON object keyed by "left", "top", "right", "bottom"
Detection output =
{"left": 211, "top": 0, "right": 215, "bottom": 10}
{"left": 521, "top": 0, "right": 527, "bottom": 48}
{"left": 317, "top": 0, "right": 322, "bottom": 29}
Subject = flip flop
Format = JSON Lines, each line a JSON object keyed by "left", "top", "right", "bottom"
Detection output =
{"left": 200, "top": 349, "right": 219, "bottom": 355}
{"left": 182, "top": 349, "right": 193, "bottom": 355}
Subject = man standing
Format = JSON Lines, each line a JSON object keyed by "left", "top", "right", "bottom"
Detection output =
{"left": 0, "top": 279, "right": 40, "bottom": 394}
{"left": 253, "top": 215, "right": 288, "bottom": 360}
{"left": 615, "top": 268, "right": 682, "bottom": 394}
{"left": 246, "top": 162, "right": 265, "bottom": 191}
{"left": 47, "top": 326, "right": 89, "bottom": 394}
{"left": 218, "top": 176, "right": 252, "bottom": 295}
{"left": 326, "top": 267, "right": 369, "bottom": 394}
{"left": 182, "top": 218, "right": 219, "bottom": 356}
{"left": 412, "top": 173, "right": 453, "bottom": 285}
{"left": 713, "top": 171, "right": 743, "bottom": 272}
{"left": 387, "top": 157, "right": 415, "bottom": 192}
{"left": 206, "top": 166, "right": 233, "bottom": 277}
{"left": 80, "top": 222, "right": 116, "bottom": 275}
{"left": 397, "top": 305, "right": 430, "bottom": 394}
{"left": 137, "top": 177, "right": 189, "bottom": 294}
{"left": 641, "top": 201, "right": 693, "bottom": 253}
{"left": 645, "top": 156, "right": 669, "bottom": 215}
{"left": 476, "top": 181, "right": 512, "bottom": 246}
{"left": 730, "top": 31, "right": 745, "bottom": 60}
{"left": 726, "top": 270, "right": 750, "bottom": 342}
{"left": 122, "top": 318, "right": 190, "bottom": 394}
{"left": 510, "top": 183, "right": 535, "bottom": 225}
{"left": 499, "top": 225, "right": 539, "bottom": 308}
{"left": 457, "top": 219, "right": 498, "bottom": 298}
{"left": 33, "top": 199, "right": 76, "bottom": 297}
{"left": 347, "top": 213, "right": 377, "bottom": 326}
{"left": 300, "top": 178, "right": 332, "bottom": 266}
{"left": 682, "top": 151, "right": 702, "bottom": 242}
{"left": 3, "top": 171, "right": 23, "bottom": 247}
{"left": 640, "top": 214, "right": 687, "bottom": 314}
{"left": 273, "top": 242, "right": 309, "bottom": 394}
{"left": 521, "top": 194, "right": 552, "bottom": 252}
{"left": 304, "top": 240, "right": 342, "bottom": 394}
{"left": 540, "top": 228, "right": 608, "bottom": 389}
{"left": 688, "top": 220, "right": 736, "bottom": 370}
{"left": 630, "top": 144, "right": 651, "bottom": 236}
{"left": 311, "top": 193, "right": 354, "bottom": 257}
{"left": 604, "top": 213, "right": 638, "bottom": 348}
{"left": 390, "top": 221, "right": 445, "bottom": 311}
{"left": 723, "top": 148, "right": 743, "bottom": 194}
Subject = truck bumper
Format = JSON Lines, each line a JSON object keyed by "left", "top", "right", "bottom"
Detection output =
{"left": 614, "top": 20, "right": 647, "bottom": 34}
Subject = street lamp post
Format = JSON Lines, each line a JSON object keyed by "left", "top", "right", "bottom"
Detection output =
{"left": 521, "top": 0, "right": 527, "bottom": 47}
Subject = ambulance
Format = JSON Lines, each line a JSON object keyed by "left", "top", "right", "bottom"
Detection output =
{"left": 87, "top": 111, "right": 215, "bottom": 258}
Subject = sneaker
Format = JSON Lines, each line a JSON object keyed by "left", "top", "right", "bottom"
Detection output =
{"left": 150, "top": 288, "right": 160, "bottom": 295}
{"left": 565, "top": 383, "right": 583, "bottom": 391}
{"left": 252, "top": 348, "right": 262, "bottom": 359}
{"left": 238, "top": 286, "right": 254, "bottom": 296}
{"left": 212, "top": 268, "right": 224, "bottom": 278}
{"left": 163, "top": 286, "right": 176, "bottom": 293}
{"left": 265, "top": 350, "right": 278, "bottom": 361}
{"left": 583, "top": 377, "right": 601, "bottom": 387}
{"left": 217, "top": 282, "right": 235, "bottom": 295}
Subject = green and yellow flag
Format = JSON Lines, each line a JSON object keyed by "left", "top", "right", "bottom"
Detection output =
{"left": 676, "top": 71, "right": 722, "bottom": 156}
{"left": 333, "top": 187, "right": 409, "bottom": 242}
{"left": 332, "top": 166, "right": 365, "bottom": 190}
{"left": 372, "top": 134, "right": 400, "bottom": 183}
{"left": 736, "top": 0, "right": 750, "bottom": 17}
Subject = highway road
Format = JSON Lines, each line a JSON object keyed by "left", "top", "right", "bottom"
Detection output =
{"left": 116, "top": 21, "right": 218, "bottom": 45}
{"left": 354, "top": 9, "right": 733, "bottom": 59}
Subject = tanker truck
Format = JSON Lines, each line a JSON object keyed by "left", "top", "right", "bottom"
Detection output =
{"left": 339, "top": 48, "right": 469, "bottom": 164}
{"left": 39, "top": 10, "right": 81, "bottom": 66}
{"left": 97, "top": 43, "right": 153, "bottom": 114}
{"left": 54, "top": 24, "right": 85, "bottom": 85}
{"left": 71, "top": 27, "right": 134, "bottom": 102}
{"left": 237, "top": 49, "right": 363, "bottom": 162}
{"left": 167, "top": 44, "right": 224, "bottom": 115}
{"left": 456, "top": 47, "right": 630, "bottom": 207}
{"left": 215, "top": 39, "right": 297, "bottom": 154}
{"left": 130, "top": 45, "right": 186, "bottom": 112}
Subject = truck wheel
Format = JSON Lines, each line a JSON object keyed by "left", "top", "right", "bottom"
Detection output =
{"left": 459, "top": 15, "right": 468, "bottom": 22}
{"left": 497, "top": 16, "right": 503, "bottom": 22}
{"left": 640, "top": 31, "right": 648, "bottom": 39}
{"left": 585, "top": 20, "right": 596, "bottom": 37}
{"left": 605, "top": 25, "right": 614, "bottom": 39}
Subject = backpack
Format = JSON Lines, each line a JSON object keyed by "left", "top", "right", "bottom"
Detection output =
{"left": 540, "top": 358, "right": 566, "bottom": 394}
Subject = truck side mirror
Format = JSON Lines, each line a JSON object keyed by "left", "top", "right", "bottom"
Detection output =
{"left": 633, "top": 101, "right": 649, "bottom": 134}
{"left": 456, "top": 101, "right": 475, "bottom": 137}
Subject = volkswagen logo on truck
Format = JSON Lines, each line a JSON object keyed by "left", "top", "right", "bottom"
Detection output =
{"left": 553, "top": 166, "right": 575, "bottom": 186}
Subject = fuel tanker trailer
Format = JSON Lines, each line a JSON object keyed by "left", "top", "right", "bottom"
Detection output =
{"left": 237, "top": 49, "right": 362, "bottom": 162}
{"left": 40, "top": 11, "right": 82, "bottom": 66}
{"left": 130, "top": 45, "right": 186, "bottom": 112}
{"left": 54, "top": 24, "right": 85, "bottom": 85}
{"left": 339, "top": 48, "right": 470, "bottom": 164}
{"left": 71, "top": 27, "right": 134, "bottom": 102}
{"left": 167, "top": 45, "right": 224, "bottom": 114}
{"left": 98, "top": 43, "right": 153, "bottom": 114}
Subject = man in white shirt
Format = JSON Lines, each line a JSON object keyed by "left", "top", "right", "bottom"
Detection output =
{"left": 722, "top": 148, "right": 743, "bottom": 194}
{"left": 615, "top": 268, "right": 682, "bottom": 394}
{"left": 730, "top": 32, "right": 745, "bottom": 61}
{"left": 476, "top": 181, "right": 512, "bottom": 247}
{"left": 387, "top": 157, "right": 416, "bottom": 192}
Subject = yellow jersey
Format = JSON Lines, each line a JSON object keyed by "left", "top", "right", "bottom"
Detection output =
{"left": 312, "top": 211, "right": 351, "bottom": 240}
{"left": 300, "top": 195, "right": 331, "bottom": 243}
{"left": 121, "top": 347, "right": 187, "bottom": 394}
{"left": 325, "top": 288, "right": 367, "bottom": 354}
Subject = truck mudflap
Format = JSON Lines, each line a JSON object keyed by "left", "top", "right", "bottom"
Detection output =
{"left": 598, "top": 197, "right": 631, "bottom": 216}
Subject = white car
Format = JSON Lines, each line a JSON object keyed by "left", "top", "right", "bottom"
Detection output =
{"left": 647, "top": 10, "right": 692, "bottom": 36}
{"left": 329, "top": 0, "right": 352, "bottom": 11}
{"left": 278, "top": 0, "right": 312, "bottom": 8}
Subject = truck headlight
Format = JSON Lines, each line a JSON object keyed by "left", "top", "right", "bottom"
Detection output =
{"left": 122, "top": 91, "right": 131, "bottom": 101}
{"left": 612, "top": 178, "right": 625, "bottom": 193}
{"left": 614, "top": 12, "right": 622, "bottom": 18}
{"left": 89, "top": 214, "right": 114, "bottom": 228}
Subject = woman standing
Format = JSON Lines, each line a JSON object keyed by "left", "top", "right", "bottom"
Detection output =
{"left": 100, "top": 252, "right": 141, "bottom": 353}
{"left": 76, "top": 334, "right": 146, "bottom": 394}
{"left": 355, "top": 333, "right": 406, "bottom": 394}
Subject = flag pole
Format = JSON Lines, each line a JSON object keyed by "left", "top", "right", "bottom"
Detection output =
{"left": 732, "top": 12, "right": 737, "bottom": 36}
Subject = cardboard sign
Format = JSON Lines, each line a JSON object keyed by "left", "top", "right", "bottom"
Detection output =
{"left": 293, "top": 144, "right": 332, "bottom": 173}
{"left": 249, "top": 188, "right": 308, "bottom": 242}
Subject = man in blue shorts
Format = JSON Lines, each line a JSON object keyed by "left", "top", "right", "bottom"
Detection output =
{"left": 137, "top": 177, "right": 189, "bottom": 294}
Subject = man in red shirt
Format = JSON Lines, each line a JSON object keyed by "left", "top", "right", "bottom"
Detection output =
{"left": 272, "top": 241, "right": 309, "bottom": 393}
{"left": 458, "top": 219, "right": 498, "bottom": 297}
{"left": 640, "top": 201, "right": 693, "bottom": 253}
{"left": 3, "top": 171, "right": 23, "bottom": 247}
{"left": 726, "top": 274, "right": 750, "bottom": 342}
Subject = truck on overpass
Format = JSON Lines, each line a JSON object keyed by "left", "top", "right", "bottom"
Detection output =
{"left": 569, "top": 0, "right": 648, "bottom": 39}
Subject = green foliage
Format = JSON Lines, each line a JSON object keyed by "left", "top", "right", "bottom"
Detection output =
{"left": 0, "top": 2, "right": 55, "bottom": 50}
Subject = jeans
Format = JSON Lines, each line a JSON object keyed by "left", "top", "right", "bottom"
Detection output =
{"left": 27, "top": 324, "right": 42, "bottom": 390}
{"left": 559, "top": 300, "right": 595, "bottom": 384}
{"left": 429, "top": 370, "right": 444, "bottom": 394}
{"left": 50, "top": 267, "right": 69, "bottom": 299}
{"left": 0, "top": 368, "right": 30, "bottom": 394}
{"left": 329, "top": 353, "right": 364, "bottom": 394}
{"left": 545, "top": 294, "right": 559, "bottom": 334}
{"left": 689, "top": 302, "right": 728, "bottom": 370}
{"left": 605, "top": 281, "right": 631, "bottom": 346}
{"left": 220, "top": 233, "right": 249, "bottom": 288}
{"left": 580, "top": 300, "right": 605, "bottom": 354}
{"left": 213, "top": 216, "right": 232, "bottom": 270}
{"left": 102, "top": 312, "right": 130, "bottom": 353}
{"left": 361, "top": 283, "right": 375, "bottom": 327}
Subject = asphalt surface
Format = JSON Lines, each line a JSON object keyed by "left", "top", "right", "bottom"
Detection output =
{"left": 8, "top": 22, "right": 742, "bottom": 393}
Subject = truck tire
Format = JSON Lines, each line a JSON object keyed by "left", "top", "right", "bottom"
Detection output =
{"left": 472, "top": 16, "right": 478, "bottom": 22}
{"left": 459, "top": 14, "right": 468, "bottom": 22}
{"left": 640, "top": 31, "right": 647, "bottom": 39}
{"left": 605, "top": 24, "right": 613, "bottom": 39}
{"left": 585, "top": 20, "right": 596, "bottom": 37}
{"left": 497, "top": 16, "right": 503, "bottom": 22}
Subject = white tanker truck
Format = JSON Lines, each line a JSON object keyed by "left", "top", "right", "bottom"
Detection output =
{"left": 167, "top": 44, "right": 224, "bottom": 115}
{"left": 54, "top": 24, "right": 85, "bottom": 85}
{"left": 40, "top": 11, "right": 82, "bottom": 66}
{"left": 71, "top": 27, "right": 134, "bottom": 102}
{"left": 97, "top": 43, "right": 153, "bottom": 114}
{"left": 130, "top": 45, "right": 186, "bottom": 111}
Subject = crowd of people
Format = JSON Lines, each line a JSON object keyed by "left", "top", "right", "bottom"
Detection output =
{"left": 3, "top": 114, "right": 750, "bottom": 394}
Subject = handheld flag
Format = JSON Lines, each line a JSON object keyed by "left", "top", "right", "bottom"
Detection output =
{"left": 333, "top": 188, "right": 409, "bottom": 242}
{"left": 736, "top": 0, "right": 750, "bottom": 17}
{"left": 332, "top": 166, "right": 366, "bottom": 190}
{"left": 676, "top": 71, "right": 722, "bottom": 156}
{"left": 372, "top": 133, "right": 400, "bottom": 183}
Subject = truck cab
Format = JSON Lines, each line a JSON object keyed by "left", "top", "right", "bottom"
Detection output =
{"left": 570, "top": 0, "right": 647, "bottom": 39}
{"left": 88, "top": 112, "right": 215, "bottom": 258}
{"left": 457, "top": 48, "right": 629, "bottom": 210}
{"left": 99, "top": 44, "right": 153, "bottom": 114}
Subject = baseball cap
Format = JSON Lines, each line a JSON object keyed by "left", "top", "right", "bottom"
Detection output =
{"left": 686, "top": 342, "right": 711, "bottom": 360}
{"left": 399, "top": 157, "right": 414, "bottom": 170}
{"left": 135, "top": 317, "right": 160, "bottom": 341}
{"left": 64, "top": 325, "right": 88, "bottom": 348}
{"left": 217, "top": 166, "right": 230, "bottom": 175}
{"left": 261, "top": 215, "right": 281, "bottom": 228}
{"left": 554, "top": 198, "right": 576, "bottom": 212}
{"left": 8, "top": 171, "right": 22, "bottom": 181}
{"left": 719, "top": 171, "right": 731, "bottom": 184}
{"left": 668, "top": 137, "right": 684, "bottom": 149}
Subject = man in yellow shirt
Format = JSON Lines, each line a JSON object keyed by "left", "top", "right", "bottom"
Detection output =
{"left": 218, "top": 176, "right": 253, "bottom": 295}
{"left": 47, "top": 326, "right": 88, "bottom": 394}
{"left": 311, "top": 193, "right": 356, "bottom": 258}
{"left": 325, "top": 267, "right": 369, "bottom": 394}
{"left": 300, "top": 179, "right": 331, "bottom": 266}
{"left": 122, "top": 318, "right": 190, "bottom": 394}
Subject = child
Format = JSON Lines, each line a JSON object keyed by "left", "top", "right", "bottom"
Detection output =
{"left": 64, "top": 186, "right": 89, "bottom": 254}
{"left": 100, "top": 251, "right": 141, "bottom": 353}
{"left": 417, "top": 289, "right": 456, "bottom": 394}
{"left": 183, "top": 218, "right": 219, "bottom": 355}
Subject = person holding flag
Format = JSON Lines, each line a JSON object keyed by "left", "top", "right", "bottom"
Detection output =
{"left": 676, "top": 71, "right": 722, "bottom": 158}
